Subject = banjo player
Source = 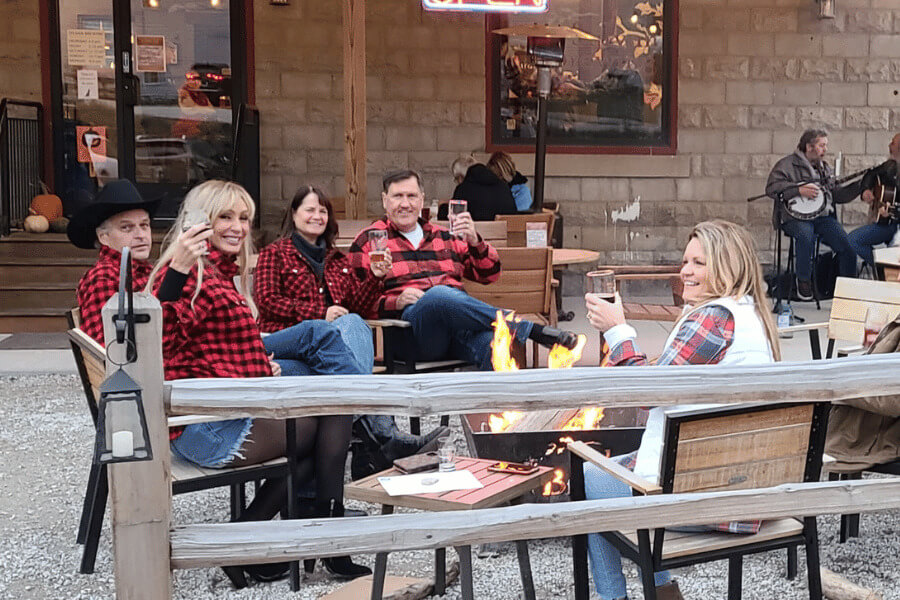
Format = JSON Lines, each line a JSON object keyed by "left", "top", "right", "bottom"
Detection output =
{"left": 766, "top": 128, "right": 861, "bottom": 301}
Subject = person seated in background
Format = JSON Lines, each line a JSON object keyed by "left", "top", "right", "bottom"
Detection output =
{"left": 253, "top": 185, "right": 447, "bottom": 478}
{"left": 582, "top": 220, "right": 781, "bottom": 600}
{"left": 487, "top": 150, "right": 533, "bottom": 213}
{"left": 146, "top": 179, "right": 371, "bottom": 586}
{"left": 849, "top": 132, "right": 900, "bottom": 269}
{"left": 349, "top": 169, "right": 577, "bottom": 372}
{"left": 68, "top": 179, "right": 163, "bottom": 344}
{"left": 447, "top": 154, "right": 518, "bottom": 221}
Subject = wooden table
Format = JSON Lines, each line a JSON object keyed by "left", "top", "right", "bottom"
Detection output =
{"left": 345, "top": 457, "right": 553, "bottom": 600}
{"left": 552, "top": 248, "right": 600, "bottom": 267}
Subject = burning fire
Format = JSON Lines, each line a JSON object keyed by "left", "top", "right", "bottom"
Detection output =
{"left": 491, "top": 311, "right": 521, "bottom": 371}
{"left": 488, "top": 411, "right": 524, "bottom": 432}
{"left": 562, "top": 407, "right": 605, "bottom": 431}
{"left": 543, "top": 468, "right": 567, "bottom": 496}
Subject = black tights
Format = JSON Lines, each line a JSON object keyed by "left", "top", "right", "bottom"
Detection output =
{"left": 229, "top": 415, "right": 352, "bottom": 522}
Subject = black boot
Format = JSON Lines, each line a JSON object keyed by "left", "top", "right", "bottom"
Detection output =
{"left": 315, "top": 499, "right": 372, "bottom": 580}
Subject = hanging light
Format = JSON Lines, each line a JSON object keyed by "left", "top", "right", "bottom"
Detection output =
{"left": 817, "top": 0, "right": 835, "bottom": 18}
{"left": 94, "top": 367, "right": 153, "bottom": 464}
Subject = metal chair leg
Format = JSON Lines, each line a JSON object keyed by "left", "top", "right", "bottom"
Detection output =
{"left": 805, "top": 517, "right": 824, "bottom": 600}
{"left": 787, "top": 546, "right": 798, "bottom": 579}
{"left": 515, "top": 540, "right": 536, "bottom": 600}
{"left": 455, "top": 545, "right": 475, "bottom": 600}
{"left": 371, "top": 552, "right": 389, "bottom": 600}
{"left": 636, "top": 529, "right": 657, "bottom": 600}
{"left": 79, "top": 464, "right": 108, "bottom": 574}
{"left": 77, "top": 462, "right": 102, "bottom": 544}
{"left": 728, "top": 555, "right": 743, "bottom": 600}
{"left": 434, "top": 547, "right": 446, "bottom": 596}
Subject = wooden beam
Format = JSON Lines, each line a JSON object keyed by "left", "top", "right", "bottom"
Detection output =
{"left": 343, "top": 0, "right": 366, "bottom": 218}
{"left": 166, "top": 354, "right": 900, "bottom": 419}
{"left": 170, "top": 479, "right": 900, "bottom": 569}
{"left": 103, "top": 293, "right": 171, "bottom": 599}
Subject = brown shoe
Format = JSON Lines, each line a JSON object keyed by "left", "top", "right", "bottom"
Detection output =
{"left": 656, "top": 580, "right": 684, "bottom": 600}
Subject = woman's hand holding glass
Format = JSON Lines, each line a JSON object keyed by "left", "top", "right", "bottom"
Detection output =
{"left": 585, "top": 291, "right": 626, "bottom": 333}
{"left": 170, "top": 223, "right": 214, "bottom": 274}
{"left": 369, "top": 247, "right": 392, "bottom": 278}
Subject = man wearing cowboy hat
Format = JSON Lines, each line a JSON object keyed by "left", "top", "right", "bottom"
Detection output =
{"left": 68, "top": 179, "right": 161, "bottom": 344}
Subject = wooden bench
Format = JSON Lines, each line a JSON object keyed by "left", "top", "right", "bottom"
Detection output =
{"left": 874, "top": 246, "right": 899, "bottom": 281}
{"left": 596, "top": 265, "right": 684, "bottom": 323}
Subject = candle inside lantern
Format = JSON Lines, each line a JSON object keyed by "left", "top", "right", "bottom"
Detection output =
{"left": 111, "top": 430, "right": 134, "bottom": 458}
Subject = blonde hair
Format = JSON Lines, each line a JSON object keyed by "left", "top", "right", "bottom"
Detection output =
{"left": 683, "top": 220, "right": 781, "bottom": 361}
{"left": 146, "top": 180, "right": 258, "bottom": 317}
{"left": 487, "top": 151, "right": 516, "bottom": 183}
{"left": 451, "top": 155, "right": 477, "bottom": 182}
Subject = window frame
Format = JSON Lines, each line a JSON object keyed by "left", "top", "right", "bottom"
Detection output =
{"left": 483, "top": 1, "right": 679, "bottom": 156}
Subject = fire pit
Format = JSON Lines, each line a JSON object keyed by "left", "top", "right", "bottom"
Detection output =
{"left": 460, "top": 408, "right": 646, "bottom": 500}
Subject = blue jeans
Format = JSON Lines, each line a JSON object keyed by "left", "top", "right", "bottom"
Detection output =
{"left": 400, "top": 285, "right": 533, "bottom": 370}
{"left": 781, "top": 214, "right": 857, "bottom": 281}
{"left": 173, "top": 320, "right": 365, "bottom": 467}
{"left": 584, "top": 462, "right": 671, "bottom": 599}
{"left": 263, "top": 319, "right": 368, "bottom": 376}
{"left": 848, "top": 222, "right": 899, "bottom": 267}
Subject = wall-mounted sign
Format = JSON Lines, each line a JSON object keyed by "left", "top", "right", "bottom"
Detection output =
{"left": 135, "top": 35, "right": 166, "bottom": 73}
{"left": 77, "top": 69, "right": 99, "bottom": 100}
{"left": 422, "top": 0, "right": 548, "bottom": 13}
{"left": 67, "top": 29, "right": 107, "bottom": 67}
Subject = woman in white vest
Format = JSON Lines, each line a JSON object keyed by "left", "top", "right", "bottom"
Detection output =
{"left": 582, "top": 220, "right": 781, "bottom": 600}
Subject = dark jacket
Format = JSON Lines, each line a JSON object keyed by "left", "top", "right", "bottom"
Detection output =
{"left": 450, "top": 164, "right": 518, "bottom": 221}
{"left": 825, "top": 314, "right": 900, "bottom": 471}
{"left": 765, "top": 150, "right": 860, "bottom": 226}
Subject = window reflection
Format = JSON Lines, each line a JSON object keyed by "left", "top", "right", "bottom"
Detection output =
{"left": 491, "top": 0, "right": 672, "bottom": 150}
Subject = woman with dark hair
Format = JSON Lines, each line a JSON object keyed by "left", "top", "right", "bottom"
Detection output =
{"left": 254, "top": 185, "right": 387, "bottom": 370}
{"left": 254, "top": 186, "right": 445, "bottom": 475}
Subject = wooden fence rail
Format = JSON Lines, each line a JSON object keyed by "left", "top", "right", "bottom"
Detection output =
{"left": 170, "top": 479, "right": 899, "bottom": 569}
{"left": 101, "top": 294, "right": 900, "bottom": 599}
{"left": 166, "top": 354, "right": 900, "bottom": 419}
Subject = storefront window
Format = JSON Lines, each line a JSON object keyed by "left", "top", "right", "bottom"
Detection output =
{"left": 487, "top": 0, "right": 677, "bottom": 154}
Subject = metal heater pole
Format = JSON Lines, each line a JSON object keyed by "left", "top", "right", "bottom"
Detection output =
{"left": 532, "top": 67, "right": 551, "bottom": 212}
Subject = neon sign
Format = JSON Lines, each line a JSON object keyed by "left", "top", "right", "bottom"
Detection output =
{"left": 422, "top": 0, "right": 549, "bottom": 14}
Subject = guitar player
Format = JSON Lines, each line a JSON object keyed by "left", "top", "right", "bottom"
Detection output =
{"left": 766, "top": 128, "right": 861, "bottom": 301}
{"left": 848, "top": 132, "right": 900, "bottom": 269}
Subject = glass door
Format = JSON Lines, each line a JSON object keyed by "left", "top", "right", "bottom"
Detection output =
{"left": 53, "top": 0, "right": 245, "bottom": 222}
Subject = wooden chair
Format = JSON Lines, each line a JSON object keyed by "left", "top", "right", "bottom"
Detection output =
{"left": 569, "top": 402, "right": 830, "bottom": 600}
{"left": 434, "top": 219, "right": 508, "bottom": 248}
{"left": 464, "top": 246, "right": 555, "bottom": 367}
{"left": 67, "top": 310, "right": 288, "bottom": 574}
{"left": 597, "top": 264, "right": 685, "bottom": 323}
{"left": 783, "top": 277, "right": 900, "bottom": 359}
{"left": 495, "top": 212, "right": 555, "bottom": 247}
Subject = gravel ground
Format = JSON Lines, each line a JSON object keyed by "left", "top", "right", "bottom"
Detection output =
{"left": 1, "top": 373, "right": 898, "bottom": 600}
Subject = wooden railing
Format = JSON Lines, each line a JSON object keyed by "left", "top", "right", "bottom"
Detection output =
{"left": 101, "top": 294, "right": 900, "bottom": 599}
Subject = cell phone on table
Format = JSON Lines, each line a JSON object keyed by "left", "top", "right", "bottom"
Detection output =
{"left": 487, "top": 461, "right": 539, "bottom": 475}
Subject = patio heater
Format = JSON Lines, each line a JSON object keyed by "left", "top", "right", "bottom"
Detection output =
{"left": 492, "top": 25, "right": 599, "bottom": 211}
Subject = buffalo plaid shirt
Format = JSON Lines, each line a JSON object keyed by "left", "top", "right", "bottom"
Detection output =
{"left": 76, "top": 245, "right": 153, "bottom": 345}
{"left": 155, "top": 248, "right": 272, "bottom": 380}
{"left": 254, "top": 237, "right": 383, "bottom": 332}
{"left": 347, "top": 217, "right": 501, "bottom": 317}
{"left": 606, "top": 304, "right": 735, "bottom": 366}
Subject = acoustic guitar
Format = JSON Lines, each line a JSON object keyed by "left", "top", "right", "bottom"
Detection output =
{"left": 869, "top": 176, "right": 898, "bottom": 225}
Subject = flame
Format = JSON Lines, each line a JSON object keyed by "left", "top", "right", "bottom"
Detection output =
{"left": 491, "top": 310, "right": 521, "bottom": 371}
{"left": 488, "top": 411, "right": 524, "bottom": 433}
{"left": 599, "top": 340, "right": 611, "bottom": 367}
{"left": 542, "top": 468, "right": 567, "bottom": 496}
{"left": 562, "top": 408, "right": 605, "bottom": 431}
{"left": 547, "top": 333, "right": 587, "bottom": 369}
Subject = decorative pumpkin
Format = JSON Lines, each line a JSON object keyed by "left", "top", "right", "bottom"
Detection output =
{"left": 29, "top": 193, "right": 63, "bottom": 221}
{"left": 49, "top": 217, "right": 69, "bottom": 233}
{"left": 24, "top": 215, "right": 50, "bottom": 233}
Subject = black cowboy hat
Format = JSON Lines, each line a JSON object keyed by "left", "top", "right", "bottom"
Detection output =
{"left": 66, "top": 180, "right": 161, "bottom": 249}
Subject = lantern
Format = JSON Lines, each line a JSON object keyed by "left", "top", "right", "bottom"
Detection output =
{"left": 94, "top": 367, "right": 153, "bottom": 464}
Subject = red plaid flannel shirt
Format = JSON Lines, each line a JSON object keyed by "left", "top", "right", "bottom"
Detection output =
{"left": 347, "top": 217, "right": 501, "bottom": 316}
{"left": 254, "top": 237, "right": 383, "bottom": 332}
{"left": 76, "top": 245, "right": 153, "bottom": 345}
{"left": 607, "top": 305, "right": 735, "bottom": 366}
{"left": 155, "top": 248, "right": 272, "bottom": 380}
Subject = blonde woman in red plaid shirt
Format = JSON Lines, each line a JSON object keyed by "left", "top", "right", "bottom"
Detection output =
{"left": 146, "top": 180, "right": 371, "bottom": 586}
{"left": 581, "top": 220, "right": 781, "bottom": 600}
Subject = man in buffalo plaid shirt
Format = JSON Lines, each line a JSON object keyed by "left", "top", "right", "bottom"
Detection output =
{"left": 348, "top": 169, "right": 576, "bottom": 370}
{"left": 67, "top": 180, "right": 159, "bottom": 344}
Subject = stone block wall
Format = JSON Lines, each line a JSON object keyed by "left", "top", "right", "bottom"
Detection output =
{"left": 254, "top": 0, "right": 900, "bottom": 279}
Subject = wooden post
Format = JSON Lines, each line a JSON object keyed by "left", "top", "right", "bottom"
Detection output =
{"left": 343, "top": 0, "right": 367, "bottom": 219}
{"left": 102, "top": 293, "right": 171, "bottom": 599}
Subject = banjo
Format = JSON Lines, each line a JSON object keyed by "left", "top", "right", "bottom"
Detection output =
{"left": 782, "top": 167, "right": 869, "bottom": 221}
